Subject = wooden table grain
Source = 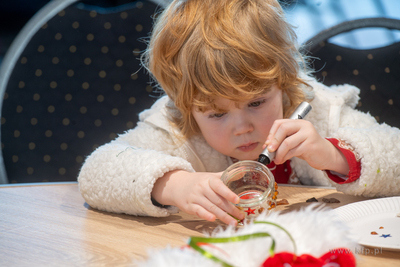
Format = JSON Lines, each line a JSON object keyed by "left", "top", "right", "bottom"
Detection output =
{"left": 0, "top": 183, "right": 399, "bottom": 266}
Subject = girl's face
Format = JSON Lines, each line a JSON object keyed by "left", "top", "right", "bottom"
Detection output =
{"left": 192, "top": 84, "right": 283, "bottom": 161}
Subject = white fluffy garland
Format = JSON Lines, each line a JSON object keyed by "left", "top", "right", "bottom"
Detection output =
{"left": 137, "top": 205, "right": 357, "bottom": 267}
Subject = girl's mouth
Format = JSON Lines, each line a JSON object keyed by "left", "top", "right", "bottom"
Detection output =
{"left": 237, "top": 142, "right": 258, "bottom": 152}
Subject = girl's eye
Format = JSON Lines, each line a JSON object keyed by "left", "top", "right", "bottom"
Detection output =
{"left": 248, "top": 99, "right": 266, "bottom": 107}
{"left": 208, "top": 112, "right": 226, "bottom": 119}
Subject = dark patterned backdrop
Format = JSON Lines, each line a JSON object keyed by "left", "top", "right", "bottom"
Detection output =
{"left": 309, "top": 41, "right": 400, "bottom": 128}
{"left": 1, "top": 1, "right": 161, "bottom": 183}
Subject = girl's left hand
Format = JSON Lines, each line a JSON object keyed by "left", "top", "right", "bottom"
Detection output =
{"left": 264, "top": 119, "right": 349, "bottom": 175}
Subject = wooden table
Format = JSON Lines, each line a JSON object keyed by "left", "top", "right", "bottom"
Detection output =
{"left": 0, "top": 183, "right": 399, "bottom": 266}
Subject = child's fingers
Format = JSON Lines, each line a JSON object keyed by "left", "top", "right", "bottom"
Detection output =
{"left": 272, "top": 120, "right": 318, "bottom": 164}
{"left": 218, "top": 207, "right": 243, "bottom": 225}
{"left": 224, "top": 205, "right": 245, "bottom": 224}
{"left": 209, "top": 178, "right": 240, "bottom": 204}
{"left": 207, "top": 192, "right": 244, "bottom": 223}
{"left": 207, "top": 178, "right": 245, "bottom": 223}
{"left": 264, "top": 119, "right": 287, "bottom": 150}
{"left": 267, "top": 120, "right": 301, "bottom": 152}
{"left": 196, "top": 196, "right": 244, "bottom": 225}
{"left": 192, "top": 205, "right": 216, "bottom": 222}
{"left": 273, "top": 134, "right": 303, "bottom": 164}
{"left": 267, "top": 119, "right": 288, "bottom": 140}
{"left": 192, "top": 198, "right": 240, "bottom": 225}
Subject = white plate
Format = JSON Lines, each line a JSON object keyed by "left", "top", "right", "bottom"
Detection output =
{"left": 335, "top": 197, "right": 400, "bottom": 251}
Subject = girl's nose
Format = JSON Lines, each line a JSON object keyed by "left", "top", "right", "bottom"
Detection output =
{"left": 233, "top": 115, "right": 254, "bottom": 136}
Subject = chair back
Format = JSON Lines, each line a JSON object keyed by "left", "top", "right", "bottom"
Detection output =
{"left": 0, "top": 0, "right": 161, "bottom": 183}
{"left": 303, "top": 18, "right": 400, "bottom": 128}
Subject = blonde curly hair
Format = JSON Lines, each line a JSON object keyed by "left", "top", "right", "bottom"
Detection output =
{"left": 142, "top": 0, "right": 311, "bottom": 139}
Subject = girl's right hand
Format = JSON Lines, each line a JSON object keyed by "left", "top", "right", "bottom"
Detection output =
{"left": 151, "top": 170, "right": 245, "bottom": 225}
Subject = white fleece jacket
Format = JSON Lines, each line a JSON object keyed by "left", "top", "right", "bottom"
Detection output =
{"left": 78, "top": 78, "right": 400, "bottom": 217}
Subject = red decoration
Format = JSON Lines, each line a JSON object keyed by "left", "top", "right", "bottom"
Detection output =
{"left": 262, "top": 248, "right": 356, "bottom": 267}
{"left": 245, "top": 207, "right": 256, "bottom": 215}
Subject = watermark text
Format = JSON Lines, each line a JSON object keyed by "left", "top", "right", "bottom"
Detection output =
{"left": 329, "top": 247, "right": 383, "bottom": 255}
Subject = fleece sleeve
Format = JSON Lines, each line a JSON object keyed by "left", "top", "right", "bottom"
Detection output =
{"left": 331, "top": 105, "right": 400, "bottom": 197}
{"left": 78, "top": 122, "right": 195, "bottom": 217}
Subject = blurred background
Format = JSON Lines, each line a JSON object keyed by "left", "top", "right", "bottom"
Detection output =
{"left": 1, "top": 0, "right": 400, "bottom": 66}
{"left": 0, "top": 0, "right": 140, "bottom": 66}
{"left": 283, "top": 0, "right": 400, "bottom": 48}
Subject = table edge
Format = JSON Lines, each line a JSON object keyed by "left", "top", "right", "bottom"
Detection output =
{"left": 0, "top": 181, "right": 336, "bottom": 190}
{"left": 0, "top": 181, "right": 78, "bottom": 188}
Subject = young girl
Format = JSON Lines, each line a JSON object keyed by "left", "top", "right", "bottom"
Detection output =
{"left": 78, "top": 0, "right": 400, "bottom": 226}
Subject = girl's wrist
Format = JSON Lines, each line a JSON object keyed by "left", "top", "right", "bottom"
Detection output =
{"left": 152, "top": 170, "right": 185, "bottom": 206}
{"left": 330, "top": 143, "right": 350, "bottom": 175}
{"left": 325, "top": 138, "right": 361, "bottom": 183}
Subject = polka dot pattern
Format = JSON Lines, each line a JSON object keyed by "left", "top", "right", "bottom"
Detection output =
{"left": 1, "top": 1, "right": 158, "bottom": 183}
{"left": 310, "top": 41, "right": 400, "bottom": 128}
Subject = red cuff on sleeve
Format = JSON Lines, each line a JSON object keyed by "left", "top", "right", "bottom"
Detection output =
{"left": 325, "top": 138, "right": 361, "bottom": 184}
